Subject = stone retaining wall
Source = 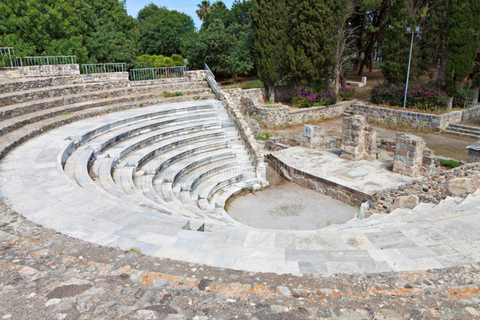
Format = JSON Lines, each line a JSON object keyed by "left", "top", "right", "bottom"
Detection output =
{"left": 268, "top": 153, "right": 372, "bottom": 207}
{"left": 186, "top": 70, "right": 207, "bottom": 82}
{"left": 352, "top": 104, "right": 466, "bottom": 131}
{"left": 220, "top": 91, "right": 268, "bottom": 186}
{"left": 82, "top": 72, "right": 129, "bottom": 82}
{"left": 21, "top": 64, "right": 81, "bottom": 77}
{"left": 241, "top": 96, "right": 352, "bottom": 128}
{"left": 462, "top": 104, "right": 480, "bottom": 121}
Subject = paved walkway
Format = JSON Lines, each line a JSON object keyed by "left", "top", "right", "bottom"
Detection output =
{"left": 1, "top": 101, "right": 480, "bottom": 277}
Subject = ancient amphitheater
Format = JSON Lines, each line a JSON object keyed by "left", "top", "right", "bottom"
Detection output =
{"left": 1, "top": 66, "right": 480, "bottom": 319}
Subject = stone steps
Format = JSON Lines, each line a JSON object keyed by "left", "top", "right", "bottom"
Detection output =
{"left": 0, "top": 93, "right": 215, "bottom": 160}
{"left": 445, "top": 123, "right": 480, "bottom": 138}
{"left": 4, "top": 96, "right": 480, "bottom": 276}
{"left": 0, "top": 86, "right": 211, "bottom": 120}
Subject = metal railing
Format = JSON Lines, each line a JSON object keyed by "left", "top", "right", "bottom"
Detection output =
{"left": 464, "top": 101, "right": 480, "bottom": 110}
{"left": 205, "top": 64, "right": 222, "bottom": 99}
{"left": 0, "top": 47, "right": 19, "bottom": 68}
{"left": 19, "top": 55, "right": 78, "bottom": 77}
{"left": 129, "top": 66, "right": 187, "bottom": 86}
{"left": 81, "top": 63, "right": 126, "bottom": 75}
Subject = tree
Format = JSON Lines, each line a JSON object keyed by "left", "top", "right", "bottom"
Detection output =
{"left": 0, "top": 0, "right": 138, "bottom": 65}
{"left": 443, "top": 0, "right": 480, "bottom": 108}
{"left": 138, "top": 4, "right": 194, "bottom": 56}
{"left": 251, "top": 0, "right": 289, "bottom": 100}
{"left": 333, "top": 1, "right": 358, "bottom": 95}
{"left": 285, "top": 0, "right": 339, "bottom": 89}
{"left": 196, "top": 1, "right": 212, "bottom": 20}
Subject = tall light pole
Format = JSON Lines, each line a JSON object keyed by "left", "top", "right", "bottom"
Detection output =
{"left": 403, "top": 27, "right": 420, "bottom": 109}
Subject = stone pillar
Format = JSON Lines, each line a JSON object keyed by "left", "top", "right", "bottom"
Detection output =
{"left": 393, "top": 132, "right": 426, "bottom": 177}
{"left": 301, "top": 125, "right": 326, "bottom": 149}
{"left": 340, "top": 115, "right": 377, "bottom": 161}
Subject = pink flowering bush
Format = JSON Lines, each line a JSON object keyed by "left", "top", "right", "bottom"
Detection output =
{"left": 370, "top": 83, "right": 449, "bottom": 110}
{"left": 292, "top": 87, "right": 337, "bottom": 108}
{"left": 338, "top": 86, "right": 355, "bottom": 101}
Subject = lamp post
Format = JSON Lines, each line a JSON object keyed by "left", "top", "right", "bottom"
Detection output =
{"left": 403, "top": 26, "right": 420, "bottom": 109}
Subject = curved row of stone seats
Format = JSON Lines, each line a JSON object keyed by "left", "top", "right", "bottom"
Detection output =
{"left": 56, "top": 99, "right": 257, "bottom": 224}
{"left": 0, "top": 76, "right": 215, "bottom": 160}
{"left": 0, "top": 75, "right": 85, "bottom": 94}
{"left": 2, "top": 101, "right": 480, "bottom": 274}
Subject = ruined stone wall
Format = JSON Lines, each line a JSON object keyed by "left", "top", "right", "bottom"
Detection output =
{"left": 340, "top": 116, "right": 377, "bottom": 161}
{"left": 370, "top": 163, "right": 480, "bottom": 214}
{"left": 353, "top": 103, "right": 463, "bottom": 131}
{"left": 468, "top": 149, "right": 480, "bottom": 163}
{"left": 220, "top": 92, "right": 269, "bottom": 186}
{"left": 241, "top": 97, "right": 290, "bottom": 127}
{"left": 269, "top": 153, "right": 372, "bottom": 207}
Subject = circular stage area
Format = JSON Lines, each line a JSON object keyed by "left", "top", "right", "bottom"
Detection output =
{"left": 1, "top": 100, "right": 480, "bottom": 276}
{"left": 226, "top": 169, "right": 358, "bottom": 230}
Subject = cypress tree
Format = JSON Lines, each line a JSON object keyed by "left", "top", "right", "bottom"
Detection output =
{"left": 251, "top": 0, "right": 289, "bottom": 100}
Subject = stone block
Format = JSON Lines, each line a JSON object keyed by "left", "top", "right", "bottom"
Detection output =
{"left": 447, "top": 178, "right": 478, "bottom": 197}
{"left": 389, "top": 195, "right": 419, "bottom": 212}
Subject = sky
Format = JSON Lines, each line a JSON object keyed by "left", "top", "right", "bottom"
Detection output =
{"left": 125, "top": 0, "right": 235, "bottom": 29}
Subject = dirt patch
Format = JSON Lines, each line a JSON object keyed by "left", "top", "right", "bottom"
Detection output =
{"left": 268, "top": 116, "right": 474, "bottom": 161}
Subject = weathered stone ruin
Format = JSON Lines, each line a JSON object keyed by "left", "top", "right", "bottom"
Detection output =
{"left": 340, "top": 115, "right": 377, "bottom": 161}
{"left": 392, "top": 132, "right": 435, "bottom": 177}
{"left": 300, "top": 125, "right": 338, "bottom": 149}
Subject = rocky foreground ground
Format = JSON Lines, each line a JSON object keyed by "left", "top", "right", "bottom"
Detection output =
{"left": 1, "top": 200, "right": 479, "bottom": 320}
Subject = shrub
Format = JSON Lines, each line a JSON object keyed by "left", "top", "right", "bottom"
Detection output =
{"left": 292, "top": 87, "right": 337, "bottom": 108}
{"left": 438, "top": 159, "right": 461, "bottom": 168}
{"left": 255, "top": 132, "right": 270, "bottom": 140}
{"left": 370, "top": 83, "right": 449, "bottom": 111}
{"left": 453, "top": 86, "right": 475, "bottom": 109}
{"left": 163, "top": 91, "right": 182, "bottom": 97}
{"left": 338, "top": 86, "right": 355, "bottom": 101}
{"left": 135, "top": 54, "right": 184, "bottom": 68}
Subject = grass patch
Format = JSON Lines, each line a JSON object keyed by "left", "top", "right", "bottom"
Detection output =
{"left": 163, "top": 90, "right": 183, "bottom": 98}
{"left": 128, "top": 247, "right": 142, "bottom": 254}
{"left": 61, "top": 111, "right": 71, "bottom": 116}
{"left": 255, "top": 132, "right": 270, "bottom": 141}
{"left": 223, "top": 79, "right": 264, "bottom": 90}
{"left": 438, "top": 159, "right": 461, "bottom": 169}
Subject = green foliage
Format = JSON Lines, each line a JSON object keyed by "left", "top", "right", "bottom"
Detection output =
{"left": 251, "top": 0, "right": 289, "bottom": 96}
{"left": 292, "top": 96, "right": 314, "bottom": 108}
{"left": 163, "top": 91, "right": 183, "bottom": 97}
{"left": 338, "top": 87, "right": 355, "bottom": 101}
{"left": 135, "top": 54, "right": 184, "bottom": 68}
{"left": 380, "top": 0, "right": 418, "bottom": 85}
{"left": 453, "top": 86, "right": 475, "bottom": 109}
{"left": 438, "top": 159, "right": 461, "bottom": 169}
{"left": 285, "top": 0, "right": 339, "bottom": 88}
{"left": 137, "top": 4, "right": 194, "bottom": 56}
{"left": 0, "top": 0, "right": 138, "bottom": 65}
{"left": 128, "top": 247, "right": 142, "bottom": 254}
{"left": 223, "top": 79, "right": 264, "bottom": 89}
{"left": 370, "top": 83, "right": 450, "bottom": 111}
{"left": 255, "top": 132, "right": 270, "bottom": 140}
{"left": 182, "top": 1, "right": 254, "bottom": 82}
